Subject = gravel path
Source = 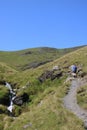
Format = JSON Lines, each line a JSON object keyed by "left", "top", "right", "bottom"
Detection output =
{"left": 63, "top": 78, "right": 87, "bottom": 129}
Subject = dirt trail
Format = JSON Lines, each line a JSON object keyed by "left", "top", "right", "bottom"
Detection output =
{"left": 63, "top": 78, "right": 87, "bottom": 129}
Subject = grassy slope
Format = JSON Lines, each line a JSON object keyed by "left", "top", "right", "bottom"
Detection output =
{"left": 0, "top": 62, "right": 17, "bottom": 81}
{"left": 6, "top": 81, "right": 84, "bottom": 130}
{"left": 0, "top": 46, "right": 85, "bottom": 71}
{"left": 4, "top": 46, "right": 87, "bottom": 130}
{"left": 77, "top": 83, "right": 87, "bottom": 110}
{"left": 7, "top": 46, "right": 87, "bottom": 87}
{"left": 0, "top": 63, "right": 17, "bottom": 130}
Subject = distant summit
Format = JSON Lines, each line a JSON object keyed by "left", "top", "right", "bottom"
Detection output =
{"left": 0, "top": 46, "right": 85, "bottom": 71}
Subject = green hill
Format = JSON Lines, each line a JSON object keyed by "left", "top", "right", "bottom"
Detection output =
{"left": 0, "top": 62, "right": 17, "bottom": 82}
{"left": 0, "top": 45, "right": 87, "bottom": 130}
{"left": 6, "top": 45, "right": 87, "bottom": 88}
{"left": 0, "top": 46, "right": 85, "bottom": 71}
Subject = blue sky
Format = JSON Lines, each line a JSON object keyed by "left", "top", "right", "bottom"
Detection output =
{"left": 0, "top": 0, "right": 87, "bottom": 51}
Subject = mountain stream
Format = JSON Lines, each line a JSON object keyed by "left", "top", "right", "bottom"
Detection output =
{"left": 5, "top": 82, "right": 16, "bottom": 113}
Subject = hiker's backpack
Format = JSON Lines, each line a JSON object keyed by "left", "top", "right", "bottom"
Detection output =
{"left": 70, "top": 65, "right": 77, "bottom": 73}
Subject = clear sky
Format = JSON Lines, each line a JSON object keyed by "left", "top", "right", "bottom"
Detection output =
{"left": 0, "top": 0, "right": 87, "bottom": 51}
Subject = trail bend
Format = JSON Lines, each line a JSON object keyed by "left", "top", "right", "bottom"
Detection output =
{"left": 63, "top": 78, "right": 87, "bottom": 129}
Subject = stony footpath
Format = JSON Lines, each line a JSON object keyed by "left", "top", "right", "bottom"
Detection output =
{"left": 63, "top": 78, "right": 87, "bottom": 129}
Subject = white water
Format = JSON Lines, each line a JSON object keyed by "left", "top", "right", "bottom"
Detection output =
{"left": 5, "top": 82, "right": 16, "bottom": 113}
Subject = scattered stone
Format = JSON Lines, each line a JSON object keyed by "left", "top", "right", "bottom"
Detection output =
{"left": 52, "top": 65, "right": 59, "bottom": 71}
{"left": 51, "top": 71, "right": 62, "bottom": 80}
{"left": 71, "top": 73, "right": 77, "bottom": 77}
{"left": 78, "top": 71, "right": 86, "bottom": 77}
{"left": 84, "top": 122, "right": 87, "bottom": 130}
{"left": 77, "top": 67, "right": 82, "bottom": 72}
{"left": 65, "top": 77, "right": 74, "bottom": 83}
{"left": 23, "top": 123, "right": 32, "bottom": 129}
{"left": 0, "top": 80, "right": 6, "bottom": 85}
{"left": 38, "top": 70, "right": 54, "bottom": 83}
{"left": 23, "top": 51, "right": 32, "bottom": 55}
{"left": 22, "top": 60, "right": 52, "bottom": 70}
{"left": 38, "top": 69, "right": 62, "bottom": 83}
{"left": 38, "top": 100, "right": 43, "bottom": 107}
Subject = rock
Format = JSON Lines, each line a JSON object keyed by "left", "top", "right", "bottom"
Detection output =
{"left": 65, "top": 77, "right": 74, "bottom": 83}
{"left": 84, "top": 122, "right": 87, "bottom": 129}
{"left": 22, "top": 60, "right": 52, "bottom": 70}
{"left": 0, "top": 80, "right": 6, "bottom": 85}
{"left": 52, "top": 66, "right": 59, "bottom": 71}
{"left": 51, "top": 71, "right": 62, "bottom": 80}
{"left": 38, "top": 69, "right": 62, "bottom": 82}
{"left": 23, "top": 51, "right": 32, "bottom": 55}
{"left": 78, "top": 71, "right": 86, "bottom": 77}
{"left": 13, "top": 93, "right": 29, "bottom": 106}
{"left": 38, "top": 70, "right": 54, "bottom": 83}
{"left": 23, "top": 123, "right": 32, "bottom": 129}
{"left": 77, "top": 67, "right": 82, "bottom": 72}
{"left": 71, "top": 73, "right": 77, "bottom": 77}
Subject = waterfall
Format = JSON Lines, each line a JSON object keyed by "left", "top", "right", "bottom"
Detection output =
{"left": 5, "top": 82, "right": 16, "bottom": 113}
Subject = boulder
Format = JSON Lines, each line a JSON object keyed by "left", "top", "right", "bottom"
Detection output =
{"left": 0, "top": 80, "right": 6, "bottom": 85}
{"left": 78, "top": 71, "right": 86, "bottom": 77}
{"left": 77, "top": 67, "right": 82, "bottom": 72}
{"left": 51, "top": 71, "right": 62, "bottom": 80}
{"left": 38, "top": 70, "right": 54, "bottom": 83}
{"left": 38, "top": 70, "right": 62, "bottom": 82}
{"left": 52, "top": 66, "right": 59, "bottom": 71}
{"left": 13, "top": 93, "right": 29, "bottom": 106}
{"left": 71, "top": 73, "right": 77, "bottom": 77}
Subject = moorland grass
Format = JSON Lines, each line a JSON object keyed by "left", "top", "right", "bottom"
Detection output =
{"left": 6, "top": 79, "right": 84, "bottom": 130}
{"left": 0, "top": 46, "right": 87, "bottom": 130}
{"left": 77, "top": 84, "right": 87, "bottom": 110}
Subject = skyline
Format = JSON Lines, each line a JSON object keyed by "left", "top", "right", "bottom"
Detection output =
{"left": 0, "top": 0, "right": 87, "bottom": 51}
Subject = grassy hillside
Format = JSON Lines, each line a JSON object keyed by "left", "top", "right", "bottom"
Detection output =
{"left": 0, "top": 46, "right": 85, "bottom": 71}
{"left": 0, "top": 46, "right": 87, "bottom": 130}
{"left": 1, "top": 46, "right": 86, "bottom": 130}
{"left": 6, "top": 46, "right": 87, "bottom": 88}
{"left": 0, "top": 62, "right": 17, "bottom": 82}
{"left": 77, "top": 83, "right": 87, "bottom": 110}
{"left": 6, "top": 80, "right": 84, "bottom": 130}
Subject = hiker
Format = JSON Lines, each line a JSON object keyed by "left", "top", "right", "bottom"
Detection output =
{"left": 70, "top": 65, "right": 77, "bottom": 73}
{"left": 69, "top": 65, "right": 77, "bottom": 77}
